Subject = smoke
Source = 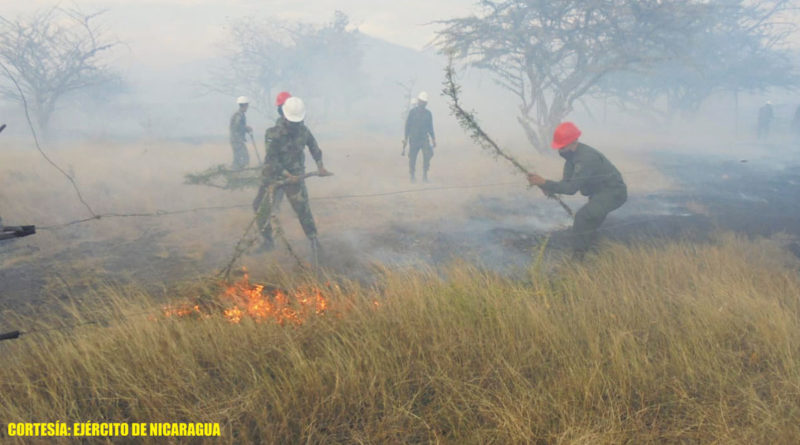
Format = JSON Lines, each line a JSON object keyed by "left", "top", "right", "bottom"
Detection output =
{"left": 3, "top": 2, "right": 800, "bottom": 324}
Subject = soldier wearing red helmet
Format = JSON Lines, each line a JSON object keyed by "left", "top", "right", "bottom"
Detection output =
{"left": 251, "top": 91, "right": 294, "bottom": 220}
{"left": 528, "top": 122, "right": 627, "bottom": 259}
{"left": 275, "top": 91, "right": 291, "bottom": 119}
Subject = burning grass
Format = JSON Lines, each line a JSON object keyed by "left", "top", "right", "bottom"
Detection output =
{"left": 162, "top": 269, "right": 329, "bottom": 324}
{"left": 2, "top": 234, "right": 800, "bottom": 443}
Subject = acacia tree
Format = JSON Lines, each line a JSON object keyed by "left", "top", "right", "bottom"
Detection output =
{"left": 208, "top": 11, "right": 364, "bottom": 115}
{"left": 0, "top": 7, "right": 119, "bottom": 131}
{"left": 207, "top": 18, "right": 293, "bottom": 110}
{"left": 599, "top": 0, "right": 799, "bottom": 120}
{"left": 436, "top": 0, "right": 708, "bottom": 153}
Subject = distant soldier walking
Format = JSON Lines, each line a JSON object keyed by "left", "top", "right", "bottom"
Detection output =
{"left": 256, "top": 97, "right": 331, "bottom": 252}
{"left": 757, "top": 100, "right": 774, "bottom": 140}
{"left": 528, "top": 122, "right": 627, "bottom": 259}
{"left": 229, "top": 96, "right": 253, "bottom": 169}
{"left": 404, "top": 91, "right": 436, "bottom": 182}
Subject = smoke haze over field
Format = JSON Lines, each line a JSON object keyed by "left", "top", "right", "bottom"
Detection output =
{"left": 2, "top": 0, "right": 798, "bottom": 145}
{"left": 5, "top": 5, "right": 800, "bottom": 442}
{"left": 2, "top": 0, "right": 800, "bottom": 313}
{"left": 0, "top": 1, "right": 474, "bottom": 139}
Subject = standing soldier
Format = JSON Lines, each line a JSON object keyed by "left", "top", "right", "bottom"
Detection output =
{"left": 256, "top": 97, "right": 332, "bottom": 252}
{"left": 229, "top": 96, "right": 253, "bottom": 169}
{"left": 252, "top": 91, "right": 293, "bottom": 214}
{"left": 404, "top": 91, "right": 436, "bottom": 182}
{"left": 527, "top": 122, "right": 627, "bottom": 259}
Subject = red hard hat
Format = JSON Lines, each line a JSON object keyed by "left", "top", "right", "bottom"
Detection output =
{"left": 275, "top": 91, "right": 292, "bottom": 106}
{"left": 551, "top": 122, "right": 582, "bottom": 149}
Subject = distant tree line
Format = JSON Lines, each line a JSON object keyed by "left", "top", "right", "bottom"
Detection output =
{"left": 207, "top": 11, "right": 365, "bottom": 116}
{"left": 0, "top": 6, "right": 120, "bottom": 132}
{"left": 0, "top": 7, "right": 365, "bottom": 134}
{"left": 0, "top": 2, "right": 797, "bottom": 142}
{"left": 436, "top": 0, "right": 799, "bottom": 153}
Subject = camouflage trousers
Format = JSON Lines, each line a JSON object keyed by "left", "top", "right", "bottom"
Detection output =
{"left": 255, "top": 180, "right": 317, "bottom": 241}
{"left": 572, "top": 186, "right": 627, "bottom": 257}
{"left": 231, "top": 141, "right": 250, "bottom": 170}
{"left": 408, "top": 141, "right": 433, "bottom": 176}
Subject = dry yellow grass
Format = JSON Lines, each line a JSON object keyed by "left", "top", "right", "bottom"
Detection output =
{"left": 2, "top": 233, "right": 799, "bottom": 444}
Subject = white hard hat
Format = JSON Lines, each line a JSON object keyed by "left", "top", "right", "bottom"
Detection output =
{"left": 236, "top": 96, "right": 249, "bottom": 105}
{"left": 417, "top": 91, "right": 429, "bottom": 102}
{"left": 282, "top": 97, "right": 306, "bottom": 122}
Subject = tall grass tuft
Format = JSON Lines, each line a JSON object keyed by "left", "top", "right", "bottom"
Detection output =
{"left": 2, "top": 234, "right": 799, "bottom": 444}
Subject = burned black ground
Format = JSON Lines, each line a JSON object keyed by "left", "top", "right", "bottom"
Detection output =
{"left": 2, "top": 149, "right": 800, "bottom": 325}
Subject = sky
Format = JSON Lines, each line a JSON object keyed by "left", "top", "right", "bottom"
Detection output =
{"left": 2, "top": 0, "right": 477, "bottom": 67}
{"left": 2, "top": 0, "right": 795, "bottom": 141}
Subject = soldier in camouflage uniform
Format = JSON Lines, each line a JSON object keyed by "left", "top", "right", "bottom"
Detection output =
{"left": 255, "top": 97, "right": 331, "bottom": 250}
{"left": 252, "top": 91, "right": 293, "bottom": 213}
{"left": 404, "top": 91, "right": 436, "bottom": 182}
{"left": 229, "top": 96, "right": 253, "bottom": 169}
{"left": 528, "top": 122, "right": 627, "bottom": 259}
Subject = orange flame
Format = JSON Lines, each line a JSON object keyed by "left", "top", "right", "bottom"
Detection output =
{"left": 163, "top": 270, "right": 328, "bottom": 325}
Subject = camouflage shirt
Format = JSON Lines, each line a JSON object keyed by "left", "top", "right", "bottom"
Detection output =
{"left": 229, "top": 110, "right": 248, "bottom": 143}
{"left": 405, "top": 105, "right": 435, "bottom": 144}
{"left": 262, "top": 119, "right": 323, "bottom": 180}
{"left": 541, "top": 143, "right": 626, "bottom": 197}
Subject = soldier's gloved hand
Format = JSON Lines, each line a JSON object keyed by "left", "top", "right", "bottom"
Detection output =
{"left": 285, "top": 173, "right": 301, "bottom": 184}
{"left": 431, "top": 139, "right": 437, "bottom": 148}
{"left": 317, "top": 167, "right": 333, "bottom": 177}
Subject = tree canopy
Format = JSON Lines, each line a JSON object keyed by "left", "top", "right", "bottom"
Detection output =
{"left": 0, "top": 7, "right": 119, "bottom": 131}
{"left": 208, "top": 11, "right": 364, "bottom": 116}
{"left": 437, "top": 0, "right": 799, "bottom": 152}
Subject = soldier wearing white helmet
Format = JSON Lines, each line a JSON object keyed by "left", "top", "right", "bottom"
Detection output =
{"left": 229, "top": 96, "right": 253, "bottom": 169}
{"left": 404, "top": 91, "right": 436, "bottom": 182}
{"left": 256, "top": 97, "right": 332, "bottom": 252}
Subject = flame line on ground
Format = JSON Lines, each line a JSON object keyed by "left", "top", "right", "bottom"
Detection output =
{"left": 0, "top": 211, "right": 723, "bottom": 343}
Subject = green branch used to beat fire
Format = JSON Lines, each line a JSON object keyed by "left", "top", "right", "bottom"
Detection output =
{"left": 184, "top": 165, "right": 262, "bottom": 190}
{"left": 442, "top": 56, "right": 574, "bottom": 218}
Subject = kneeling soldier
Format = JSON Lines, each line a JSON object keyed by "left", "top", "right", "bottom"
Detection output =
{"left": 528, "top": 122, "right": 627, "bottom": 259}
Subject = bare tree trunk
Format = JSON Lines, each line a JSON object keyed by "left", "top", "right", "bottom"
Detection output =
{"left": 517, "top": 114, "right": 550, "bottom": 154}
{"left": 32, "top": 96, "right": 54, "bottom": 135}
